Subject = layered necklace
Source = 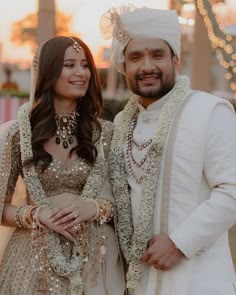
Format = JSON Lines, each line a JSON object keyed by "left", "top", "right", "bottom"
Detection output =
{"left": 54, "top": 110, "right": 79, "bottom": 149}
{"left": 126, "top": 110, "right": 152, "bottom": 184}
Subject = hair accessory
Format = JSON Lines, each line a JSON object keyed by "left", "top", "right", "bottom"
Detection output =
{"left": 70, "top": 37, "right": 82, "bottom": 53}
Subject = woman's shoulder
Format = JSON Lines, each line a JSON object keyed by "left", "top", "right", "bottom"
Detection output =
{"left": 0, "top": 120, "right": 19, "bottom": 140}
{"left": 0, "top": 120, "right": 21, "bottom": 163}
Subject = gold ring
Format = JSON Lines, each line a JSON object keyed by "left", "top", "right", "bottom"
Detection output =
{"left": 72, "top": 224, "right": 81, "bottom": 233}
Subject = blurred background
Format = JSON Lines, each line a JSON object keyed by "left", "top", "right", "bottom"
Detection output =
{"left": 0, "top": 0, "right": 235, "bottom": 268}
{"left": 0, "top": 0, "right": 236, "bottom": 122}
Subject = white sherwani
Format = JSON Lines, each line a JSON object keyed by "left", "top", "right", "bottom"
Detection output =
{"left": 115, "top": 90, "right": 236, "bottom": 295}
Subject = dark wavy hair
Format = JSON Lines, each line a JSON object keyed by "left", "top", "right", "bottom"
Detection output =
{"left": 27, "top": 36, "right": 103, "bottom": 171}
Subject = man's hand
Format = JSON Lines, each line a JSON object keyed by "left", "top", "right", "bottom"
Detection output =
{"left": 142, "top": 235, "right": 184, "bottom": 271}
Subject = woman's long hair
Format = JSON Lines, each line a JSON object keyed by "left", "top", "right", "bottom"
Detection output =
{"left": 27, "top": 36, "right": 103, "bottom": 171}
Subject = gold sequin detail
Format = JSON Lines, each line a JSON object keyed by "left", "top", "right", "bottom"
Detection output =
{"left": 0, "top": 119, "right": 114, "bottom": 295}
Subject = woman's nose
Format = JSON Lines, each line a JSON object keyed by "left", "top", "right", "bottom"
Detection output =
{"left": 74, "top": 65, "right": 86, "bottom": 76}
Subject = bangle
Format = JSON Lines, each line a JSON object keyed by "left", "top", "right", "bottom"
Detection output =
{"left": 95, "top": 199, "right": 114, "bottom": 225}
{"left": 19, "top": 205, "right": 30, "bottom": 228}
{"left": 25, "top": 206, "right": 38, "bottom": 225}
{"left": 15, "top": 205, "right": 25, "bottom": 228}
{"left": 15, "top": 205, "right": 38, "bottom": 229}
{"left": 20, "top": 205, "right": 38, "bottom": 229}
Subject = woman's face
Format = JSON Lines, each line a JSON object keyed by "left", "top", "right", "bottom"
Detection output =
{"left": 53, "top": 46, "right": 91, "bottom": 102}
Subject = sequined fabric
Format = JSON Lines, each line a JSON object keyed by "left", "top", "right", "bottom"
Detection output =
{"left": 39, "top": 157, "right": 92, "bottom": 197}
{"left": 0, "top": 120, "right": 124, "bottom": 295}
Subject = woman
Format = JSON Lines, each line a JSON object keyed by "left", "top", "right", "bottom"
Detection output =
{"left": 0, "top": 36, "right": 125, "bottom": 295}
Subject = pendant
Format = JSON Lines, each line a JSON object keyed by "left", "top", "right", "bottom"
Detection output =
{"left": 63, "top": 141, "right": 69, "bottom": 149}
{"left": 54, "top": 110, "right": 79, "bottom": 149}
{"left": 68, "top": 136, "right": 73, "bottom": 144}
{"left": 55, "top": 137, "right": 60, "bottom": 145}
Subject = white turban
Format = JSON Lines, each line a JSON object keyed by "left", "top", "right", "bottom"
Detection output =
{"left": 100, "top": 5, "right": 181, "bottom": 74}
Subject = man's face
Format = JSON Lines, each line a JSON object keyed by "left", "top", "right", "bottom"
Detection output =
{"left": 124, "top": 38, "right": 178, "bottom": 102}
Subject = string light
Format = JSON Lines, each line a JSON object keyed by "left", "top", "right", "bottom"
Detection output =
{"left": 196, "top": 0, "right": 236, "bottom": 98}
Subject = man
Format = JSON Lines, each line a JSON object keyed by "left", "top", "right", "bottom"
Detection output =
{"left": 100, "top": 5, "right": 236, "bottom": 295}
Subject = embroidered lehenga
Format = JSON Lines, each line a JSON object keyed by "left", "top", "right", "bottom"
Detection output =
{"left": 0, "top": 119, "right": 125, "bottom": 295}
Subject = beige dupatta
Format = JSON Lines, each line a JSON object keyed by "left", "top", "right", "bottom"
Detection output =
{"left": 0, "top": 121, "right": 26, "bottom": 261}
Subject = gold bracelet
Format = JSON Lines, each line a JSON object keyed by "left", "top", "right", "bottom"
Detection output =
{"left": 19, "top": 205, "right": 29, "bottom": 228}
{"left": 96, "top": 199, "right": 114, "bottom": 225}
{"left": 15, "top": 205, "right": 25, "bottom": 228}
{"left": 18, "top": 205, "right": 36, "bottom": 229}
{"left": 25, "top": 206, "right": 38, "bottom": 225}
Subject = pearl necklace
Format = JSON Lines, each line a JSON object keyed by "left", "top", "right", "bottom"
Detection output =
{"left": 125, "top": 110, "right": 152, "bottom": 184}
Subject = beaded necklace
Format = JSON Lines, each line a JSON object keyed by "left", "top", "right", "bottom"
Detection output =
{"left": 125, "top": 110, "right": 152, "bottom": 184}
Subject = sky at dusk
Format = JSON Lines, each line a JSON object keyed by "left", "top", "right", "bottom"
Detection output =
{"left": 0, "top": 0, "right": 168, "bottom": 65}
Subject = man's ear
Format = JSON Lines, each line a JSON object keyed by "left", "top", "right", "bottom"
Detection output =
{"left": 173, "top": 55, "right": 179, "bottom": 67}
{"left": 173, "top": 55, "right": 180, "bottom": 74}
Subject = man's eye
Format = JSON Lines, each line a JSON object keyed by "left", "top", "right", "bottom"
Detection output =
{"left": 131, "top": 56, "right": 139, "bottom": 61}
{"left": 153, "top": 53, "right": 163, "bottom": 58}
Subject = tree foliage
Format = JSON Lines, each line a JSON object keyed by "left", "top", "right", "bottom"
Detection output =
{"left": 10, "top": 10, "right": 74, "bottom": 51}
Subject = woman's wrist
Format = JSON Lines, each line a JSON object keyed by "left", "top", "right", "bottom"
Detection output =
{"left": 14, "top": 204, "right": 38, "bottom": 229}
{"left": 88, "top": 199, "right": 114, "bottom": 224}
{"left": 35, "top": 205, "right": 49, "bottom": 228}
{"left": 87, "top": 199, "right": 100, "bottom": 221}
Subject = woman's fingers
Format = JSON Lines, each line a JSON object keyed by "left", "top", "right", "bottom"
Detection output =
{"left": 49, "top": 207, "right": 75, "bottom": 222}
{"left": 58, "top": 228, "right": 75, "bottom": 242}
{"left": 38, "top": 207, "right": 76, "bottom": 242}
{"left": 47, "top": 222, "right": 75, "bottom": 242}
{"left": 54, "top": 212, "right": 79, "bottom": 225}
{"left": 48, "top": 208, "right": 61, "bottom": 218}
{"left": 67, "top": 223, "right": 84, "bottom": 236}
{"left": 63, "top": 218, "right": 81, "bottom": 229}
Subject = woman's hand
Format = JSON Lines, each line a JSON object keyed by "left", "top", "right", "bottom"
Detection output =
{"left": 38, "top": 206, "right": 76, "bottom": 242}
{"left": 49, "top": 199, "right": 98, "bottom": 230}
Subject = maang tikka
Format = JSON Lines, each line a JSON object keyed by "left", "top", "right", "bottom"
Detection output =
{"left": 70, "top": 37, "right": 82, "bottom": 52}
{"left": 55, "top": 110, "right": 80, "bottom": 149}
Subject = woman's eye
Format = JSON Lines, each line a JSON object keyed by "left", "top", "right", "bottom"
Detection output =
{"left": 64, "top": 63, "right": 74, "bottom": 68}
{"left": 81, "top": 63, "right": 89, "bottom": 68}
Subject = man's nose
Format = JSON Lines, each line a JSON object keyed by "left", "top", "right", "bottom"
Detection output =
{"left": 141, "top": 56, "right": 155, "bottom": 71}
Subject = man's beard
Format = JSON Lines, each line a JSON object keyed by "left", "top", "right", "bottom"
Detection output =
{"left": 129, "top": 67, "right": 176, "bottom": 99}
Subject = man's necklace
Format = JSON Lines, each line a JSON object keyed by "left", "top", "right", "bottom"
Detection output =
{"left": 125, "top": 110, "right": 152, "bottom": 184}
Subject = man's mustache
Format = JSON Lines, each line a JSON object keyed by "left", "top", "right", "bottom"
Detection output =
{"left": 135, "top": 72, "right": 162, "bottom": 81}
